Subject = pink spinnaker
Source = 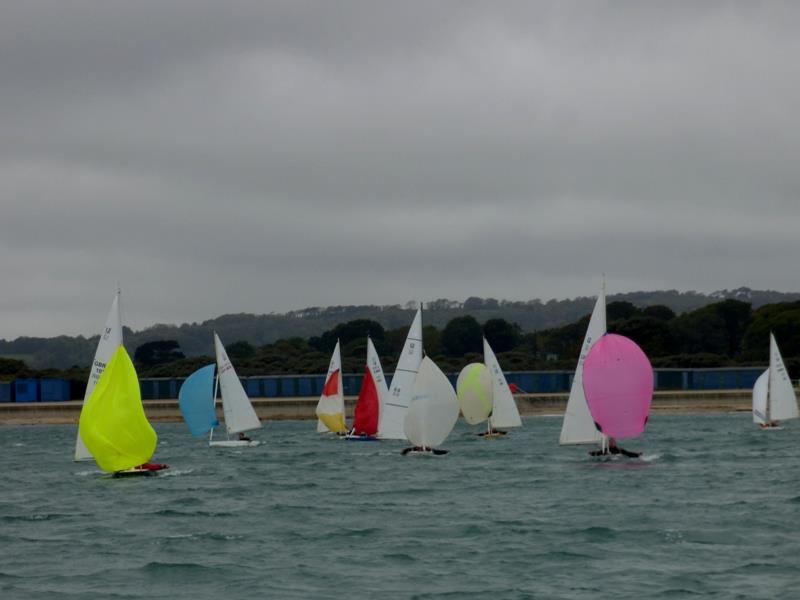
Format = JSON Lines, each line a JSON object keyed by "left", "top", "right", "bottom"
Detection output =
{"left": 582, "top": 334, "right": 653, "bottom": 439}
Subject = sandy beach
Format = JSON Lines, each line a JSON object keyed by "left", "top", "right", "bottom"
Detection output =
{"left": 0, "top": 390, "right": 752, "bottom": 425}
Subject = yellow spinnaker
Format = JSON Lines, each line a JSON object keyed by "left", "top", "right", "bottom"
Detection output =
{"left": 318, "top": 412, "right": 347, "bottom": 434}
{"left": 78, "top": 345, "right": 157, "bottom": 472}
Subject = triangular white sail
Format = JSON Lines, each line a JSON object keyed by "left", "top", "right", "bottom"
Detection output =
{"left": 404, "top": 356, "right": 459, "bottom": 449}
{"left": 316, "top": 341, "right": 344, "bottom": 433}
{"left": 74, "top": 291, "right": 122, "bottom": 461}
{"left": 559, "top": 284, "right": 606, "bottom": 445}
{"left": 367, "top": 337, "right": 390, "bottom": 432}
{"left": 484, "top": 338, "right": 522, "bottom": 429}
{"left": 752, "top": 370, "right": 768, "bottom": 425}
{"left": 379, "top": 307, "right": 423, "bottom": 439}
{"left": 767, "top": 333, "right": 798, "bottom": 422}
{"left": 214, "top": 333, "right": 262, "bottom": 435}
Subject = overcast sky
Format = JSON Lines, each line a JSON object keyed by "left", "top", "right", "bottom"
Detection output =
{"left": 1, "top": 1, "right": 799, "bottom": 338}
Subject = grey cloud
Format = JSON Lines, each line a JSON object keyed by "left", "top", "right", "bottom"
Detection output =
{"left": 0, "top": 1, "right": 799, "bottom": 337}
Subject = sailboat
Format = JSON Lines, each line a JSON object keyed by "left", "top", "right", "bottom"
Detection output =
{"left": 582, "top": 333, "right": 653, "bottom": 445}
{"left": 74, "top": 290, "right": 122, "bottom": 462}
{"left": 208, "top": 332, "right": 262, "bottom": 447}
{"left": 484, "top": 337, "right": 523, "bottom": 436}
{"left": 315, "top": 341, "right": 347, "bottom": 434}
{"left": 379, "top": 306, "right": 424, "bottom": 440}
{"left": 347, "top": 337, "right": 389, "bottom": 440}
{"left": 752, "top": 333, "right": 799, "bottom": 429}
{"left": 559, "top": 282, "right": 607, "bottom": 448}
{"left": 402, "top": 356, "right": 460, "bottom": 455}
{"left": 78, "top": 344, "right": 166, "bottom": 476}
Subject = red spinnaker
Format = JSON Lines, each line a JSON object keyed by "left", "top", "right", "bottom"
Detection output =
{"left": 352, "top": 366, "right": 379, "bottom": 436}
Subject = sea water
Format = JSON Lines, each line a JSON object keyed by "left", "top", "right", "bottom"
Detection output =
{"left": 1, "top": 413, "right": 798, "bottom": 599}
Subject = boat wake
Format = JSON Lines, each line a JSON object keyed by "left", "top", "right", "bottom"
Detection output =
{"left": 158, "top": 468, "right": 195, "bottom": 477}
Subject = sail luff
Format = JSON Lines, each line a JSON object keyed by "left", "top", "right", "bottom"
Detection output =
{"left": 367, "top": 337, "right": 389, "bottom": 434}
{"left": 559, "top": 285, "right": 606, "bottom": 445}
{"left": 379, "top": 307, "right": 423, "bottom": 439}
{"left": 75, "top": 290, "right": 123, "bottom": 462}
{"left": 767, "top": 333, "right": 799, "bottom": 421}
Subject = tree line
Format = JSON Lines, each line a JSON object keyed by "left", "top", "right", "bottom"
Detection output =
{"left": 2, "top": 298, "right": 799, "bottom": 385}
{"left": 138, "top": 298, "right": 800, "bottom": 378}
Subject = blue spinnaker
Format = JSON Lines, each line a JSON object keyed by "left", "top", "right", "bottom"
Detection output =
{"left": 178, "top": 364, "right": 219, "bottom": 436}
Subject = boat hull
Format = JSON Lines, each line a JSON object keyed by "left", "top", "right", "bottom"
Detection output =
{"left": 110, "top": 467, "right": 166, "bottom": 478}
{"left": 209, "top": 440, "right": 261, "bottom": 447}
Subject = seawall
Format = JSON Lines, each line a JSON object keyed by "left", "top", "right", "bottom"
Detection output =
{"left": 0, "top": 390, "right": 753, "bottom": 425}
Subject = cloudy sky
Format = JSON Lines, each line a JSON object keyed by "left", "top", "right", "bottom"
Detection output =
{"left": 1, "top": 1, "right": 799, "bottom": 338}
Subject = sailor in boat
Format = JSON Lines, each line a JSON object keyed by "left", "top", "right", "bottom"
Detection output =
{"left": 589, "top": 437, "right": 640, "bottom": 458}
{"left": 478, "top": 429, "right": 507, "bottom": 437}
{"left": 348, "top": 428, "right": 375, "bottom": 440}
{"left": 136, "top": 462, "right": 169, "bottom": 472}
{"left": 238, "top": 432, "right": 252, "bottom": 442}
{"left": 759, "top": 421, "right": 780, "bottom": 429}
{"left": 111, "top": 462, "right": 169, "bottom": 477}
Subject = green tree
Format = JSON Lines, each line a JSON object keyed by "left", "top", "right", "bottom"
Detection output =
{"left": 310, "top": 319, "right": 386, "bottom": 353}
{"left": 741, "top": 301, "right": 800, "bottom": 360}
{"left": 642, "top": 305, "right": 676, "bottom": 321}
{"left": 607, "top": 301, "right": 639, "bottom": 322}
{"left": 133, "top": 340, "right": 185, "bottom": 368}
{"left": 669, "top": 300, "right": 751, "bottom": 357}
{"left": 610, "top": 316, "right": 678, "bottom": 357}
{"left": 440, "top": 316, "right": 483, "bottom": 357}
{"left": 483, "top": 318, "right": 521, "bottom": 353}
{"left": 227, "top": 340, "right": 256, "bottom": 361}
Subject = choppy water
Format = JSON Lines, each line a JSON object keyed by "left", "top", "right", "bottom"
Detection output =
{"left": 2, "top": 413, "right": 799, "bottom": 599}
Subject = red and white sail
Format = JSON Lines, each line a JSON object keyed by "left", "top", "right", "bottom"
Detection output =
{"left": 316, "top": 341, "right": 347, "bottom": 433}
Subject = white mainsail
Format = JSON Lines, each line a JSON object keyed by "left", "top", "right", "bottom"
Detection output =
{"left": 214, "top": 333, "right": 262, "bottom": 435}
{"left": 74, "top": 291, "right": 122, "bottom": 461}
{"left": 767, "top": 333, "right": 798, "bottom": 422}
{"left": 316, "top": 341, "right": 344, "bottom": 433}
{"left": 559, "top": 284, "right": 606, "bottom": 445}
{"left": 484, "top": 338, "right": 522, "bottom": 430}
{"left": 404, "top": 356, "right": 459, "bottom": 449}
{"left": 379, "top": 307, "right": 423, "bottom": 439}
{"left": 367, "top": 337, "right": 390, "bottom": 432}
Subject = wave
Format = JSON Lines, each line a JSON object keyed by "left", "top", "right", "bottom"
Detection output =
{"left": 151, "top": 509, "right": 235, "bottom": 518}
{"left": 0, "top": 512, "right": 73, "bottom": 523}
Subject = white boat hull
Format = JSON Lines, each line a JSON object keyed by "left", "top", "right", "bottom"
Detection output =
{"left": 209, "top": 440, "right": 261, "bottom": 447}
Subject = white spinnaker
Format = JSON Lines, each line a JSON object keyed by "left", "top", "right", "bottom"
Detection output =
{"left": 316, "top": 341, "right": 343, "bottom": 432}
{"left": 559, "top": 286, "right": 606, "bottom": 445}
{"left": 379, "top": 308, "right": 423, "bottom": 439}
{"left": 214, "top": 333, "right": 262, "bottom": 435}
{"left": 484, "top": 338, "right": 522, "bottom": 429}
{"left": 752, "top": 370, "right": 769, "bottom": 425}
{"left": 367, "top": 337, "right": 389, "bottom": 432}
{"left": 74, "top": 291, "right": 122, "bottom": 461}
{"left": 768, "top": 334, "right": 799, "bottom": 421}
{"left": 404, "top": 357, "right": 459, "bottom": 449}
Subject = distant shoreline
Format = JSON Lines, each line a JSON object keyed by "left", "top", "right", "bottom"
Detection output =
{"left": 0, "top": 390, "right": 752, "bottom": 425}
